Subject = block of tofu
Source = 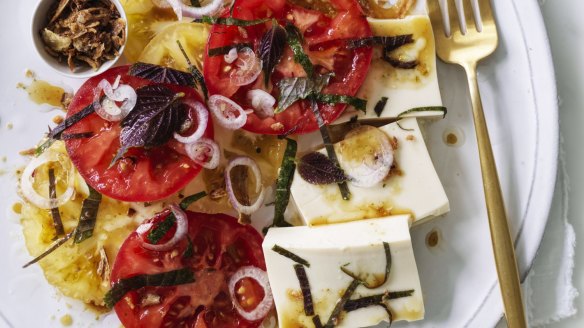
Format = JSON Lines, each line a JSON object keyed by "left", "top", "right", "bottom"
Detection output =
{"left": 291, "top": 118, "right": 449, "bottom": 226}
{"left": 262, "top": 215, "right": 424, "bottom": 328}
{"left": 335, "top": 15, "right": 443, "bottom": 123}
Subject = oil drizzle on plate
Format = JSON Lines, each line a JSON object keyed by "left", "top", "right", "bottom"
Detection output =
{"left": 21, "top": 80, "right": 67, "bottom": 109}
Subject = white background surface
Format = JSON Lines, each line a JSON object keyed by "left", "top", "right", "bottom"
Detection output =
{"left": 539, "top": 0, "right": 584, "bottom": 325}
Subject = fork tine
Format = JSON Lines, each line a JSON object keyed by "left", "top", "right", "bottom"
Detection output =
{"left": 461, "top": 0, "right": 477, "bottom": 34}
{"left": 468, "top": 0, "right": 484, "bottom": 32}
{"left": 478, "top": 0, "right": 496, "bottom": 30}
{"left": 451, "top": 0, "right": 467, "bottom": 35}
{"left": 428, "top": 0, "right": 447, "bottom": 37}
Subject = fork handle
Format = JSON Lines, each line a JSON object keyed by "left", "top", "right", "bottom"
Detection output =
{"left": 463, "top": 62, "right": 527, "bottom": 328}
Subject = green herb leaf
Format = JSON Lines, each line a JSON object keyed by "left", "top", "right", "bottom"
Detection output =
{"left": 272, "top": 244, "right": 309, "bottom": 267}
{"left": 73, "top": 186, "right": 102, "bottom": 243}
{"left": 179, "top": 191, "right": 207, "bottom": 210}
{"left": 374, "top": 97, "right": 389, "bottom": 117}
{"left": 341, "top": 242, "right": 391, "bottom": 289}
{"left": 129, "top": 62, "right": 197, "bottom": 87}
{"left": 270, "top": 138, "right": 297, "bottom": 229}
{"left": 276, "top": 74, "right": 332, "bottom": 113}
{"left": 285, "top": 23, "right": 313, "bottom": 77}
{"left": 104, "top": 268, "right": 195, "bottom": 309}
{"left": 347, "top": 35, "right": 414, "bottom": 52}
{"left": 48, "top": 168, "right": 64, "bottom": 236}
{"left": 194, "top": 16, "right": 270, "bottom": 27}
{"left": 298, "top": 152, "right": 347, "bottom": 185}
{"left": 259, "top": 23, "right": 287, "bottom": 86}
{"left": 176, "top": 40, "right": 208, "bottom": 100}
{"left": 112, "top": 86, "right": 187, "bottom": 165}
{"left": 208, "top": 43, "right": 253, "bottom": 57}
{"left": 315, "top": 94, "right": 367, "bottom": 112}
{"left": 397, "top": 106, "right": 447, "bottom": 119}
{"left": 147, "top": 213, "right": 176, "bottom": 245}
{"left": 294, "top": 264, "right": 315, "bottom": 316}
{"left": 182, "top": 236, "right": 194, "bottom": 259}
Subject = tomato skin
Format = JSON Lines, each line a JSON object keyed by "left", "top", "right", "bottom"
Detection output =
{"left": 203, "top": 0, "right": 372, "bottom": 135}
{"left": 64, "top": 65, "right": 213, "bottom": 202}
{"left": 111, "top": 211, "right": 267, "bottom": 328}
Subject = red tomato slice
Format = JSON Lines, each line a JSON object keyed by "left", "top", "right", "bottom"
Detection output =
{"left": 64, "top": 65, "right": 213, "bottom": 202}
{"left": 110, "top": 210, "right": 267, "bottom": 328}
{"left": 203, "top": 0, "right": 372, "bottom": 135}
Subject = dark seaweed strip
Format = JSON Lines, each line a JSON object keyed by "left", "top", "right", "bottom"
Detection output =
{"left": 343, "top": 290, "right": 415, "bottom": 312}
{"left": 315, "top": 94, "right": 367, "bottom": 113}
{"left": 73, "top": 186, "right": 102, "bottom": 243}
{"left": 374, "top": 97, "right": 389, "bottom": 117}
{"left": 182, "top": 236, "right": 194, "bottom": 259}
{"left": 208, "top": 43, "right": 254, "bottom": 57}
{"left": 60, "top": 132, "right": 94, "bottom": 140}
{"left": 195, "top": 16, "right": 270, "bottom": 26}
{"left": 381, "top": 53, "right": 418, "bottom": 69}
{"left": 313, "top": 315, "right": 324, "bottom": 328}
{"left": 176, "top": 40, "right": 208, "bottom": 100}
{"left": 267, "top": 138, "right": 297, "bottom": 231}
{"left": 346, "top": 35, "right": 414, "bottom": 52}
{"left": 272, "top": 245, "right": 309, "bottom": 267}
{"left": 294, "top": 264, "right": 315, "bottom": 316}
{"left": 22, "top": 232, "right": 73, "bottom": 268}
{"left": 179, "top": 191, "right": 207, "bottom": 210}
{"left": 341, "top": 242, "right": 391, "bottom": 289}
{"left": 104, "top": 268, "right": 195, "bottom": 308}
{"left": 310, "top": 99, "right": 351, "bottom": 200}
{"left": 48, "top": 168, "right": 64, "bottom": 236}
{"left": 47, "top": 101, "right": 96, "bottom": 139}
{"left": 147, "top": 213, "right": 176, "bottom": 245}
{"left": 232, "top": 165, "right": 252, "bottom": 224}
{"left": 323, "top": 279, "right": 360, "bottom": 327}
{"left": 397, "top": 106, "right": 447, "bottom": 119}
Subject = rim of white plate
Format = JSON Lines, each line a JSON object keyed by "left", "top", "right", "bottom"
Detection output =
{"left": 465, "top": 0, "right": 559, "bottom": 326}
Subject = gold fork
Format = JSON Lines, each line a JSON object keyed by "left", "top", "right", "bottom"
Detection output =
{"left": 428, "top": 0, "right": 527, "bottom": 327}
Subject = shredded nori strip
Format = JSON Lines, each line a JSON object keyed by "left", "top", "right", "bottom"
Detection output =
{"left": 294, "top": 264, "right": 315, "bottom": 316}
{"left": 381, "top": 53, "right": 418, "bottom": 69}
{"left": 194, "top": 16, "right": 270, "bottom": 27}
{"left": 22, "top": 232, "right": 73, "bottom": 268}
{"left": 310, "top": 99, "right": 351, "bottom": 200}
{"left": 147, "top": 213, "right": 176, "bottom": 245}
{"left": 323, "top": 279, "right": 360, "bottom": 327}
{"left": 374, "top": 97, "right": 389, "bottom": 117}
{"left": 397, "top": 106, "right": 447, "bottom": 119}
{"left": 285, "top": 24, "right": 313, "bottom": 77}
{"left": 179, "top": 191, "right": 207, "bottom": 210}
{"left": 346, "top": 35, "right": 414, "bottom": 52}
{"left": 341, "top": 242, "right": 391, "bottom": 289}
{"left": 191, "top": 0, "right": 201, "bottom": 6}
{"left": 48, "top": 168, "right": 64, "bottom": 236}
{"left": 207, "top": 43, "right": 254, "bottom": 57}
{"left": 271, "top": 138, "right": 297, "bottom": 229}
{"left": 47, "top": 101, "right": 97, "bottom": 139}
{"left": 73, "top": 186, "right": 102, "bottom": 243}
{"left": 315, "top": 94, "right": 367, "bottom": 112}
{"left": 104, "top": 268, "right": 195, "bottom": 308}
{"left": 176, "top": 40, "right": 208, "bottom": 100}
{"left": 182, "top": 236, "right": 194, "bottom": 259}
{"left": 60, "top": 132, "right": 94, "bottom": 140}
{"left": 343, "top": 290, "right": 415, "bottom": 312}
{"left": 313, "top": 315, "right": 324, "bottom": 328}
{"left": 272, "top": 245, "right": 310, "bottom": 267}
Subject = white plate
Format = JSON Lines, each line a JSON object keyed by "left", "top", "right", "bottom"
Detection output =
{"left": 0, "top": 0, "right": 558, "bottom": 327}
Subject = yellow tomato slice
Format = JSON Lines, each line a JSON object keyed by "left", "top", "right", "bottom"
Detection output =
{"left": 138, "top": 22, "right": 209, "bottom": 72}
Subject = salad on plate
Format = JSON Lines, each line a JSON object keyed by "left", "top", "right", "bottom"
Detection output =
{"left": 16, "top": 0, "right": 452, "bottom": 327}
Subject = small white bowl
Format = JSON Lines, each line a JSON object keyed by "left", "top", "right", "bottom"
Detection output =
{"left": 31, "top": 0, "right": 128, "bottom": 79}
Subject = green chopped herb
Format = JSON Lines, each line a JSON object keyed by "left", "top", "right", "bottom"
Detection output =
{"left": 397, "top": 106, "right": 447, "bottom": 119}
{"left": 104, "top": 268, "right": 195, "bottom": 308}
{"left": 315, "top": 94, "right": 367, "bottom": 112}
{"left": 207, "top": 43, "right": 253, "bottom": 57}
{"left": 22, "top": 232, "right": 73, "bottom": 268}
{"left": 147, "top": 213, "right": 176, "bottom": 245}
{"left": 48, "top": 168, "right": 64, "bottom": 237}
{"left": 177, "top": 40, "right": 208, "bottom": 100}
{"left": 269, "top": 138, "right": 297, "bottom": 230}
{"left": 396, "top": 121, "right": 414, "bottom": 132}
{"left": 341, "top": 242, "right": 391, "bottom": 289}
{"left": 182, "top": 236, "right": 194, "bottom": 259}
{"left": 73, "top": 186, "right": 102, "bottom": 243}
{"left": 285, "top": 23, "right": 313, "bottom": 77}
{"left": 374, "top": 97, "right": 389, "bottom": 117}
{"left": 194, "top": 16, "right": 270, "bottom": 27}
{"left": 272, "top": 245, "right": 310, "bottom": 267}
{"left": 35, "top": 138, "right": 55, "bottom": 156}
{"left": 179, "top": 191, "right": 207, "bottom": 210}
{"left": 294, "top": 264, "right": 315, "bottom": 316}
{"left": 323, "top": 279, "right": 360, "bottom": 327}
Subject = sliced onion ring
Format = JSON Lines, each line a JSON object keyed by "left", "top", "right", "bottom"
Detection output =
{"left": 208, "top": 95, "right": 247, "bottom": 130}
{"left": 224, "top": 156, "right": 265, "bottom": 215}
{"left": 140, "top": 204, "right": 188, "bottom": 252}
{"left": 165, "top": 0, "right": 224, "bottom": 20}
{"left": 174, "top": 100, "right": 209, "bottom": 144}
{"left": 247, "top": 89, "right": 275, "bottom": 118}
{"left": 93, "top": 77, "right": 137, "bottom": 122}
{"left": 185, "top": 138, "right": 220, "bottom": 169}
{"left": 20, "top": 151, "right": 75, "bottom": 209}
{"left": 224, "top": 48, "right": 238, "bottom": 64}
{"left": 228, "top": 266, "right": 274, "bottom": 321}
{"left": 230, "top": 48, "right": 263, "bottom": 87}
{"left": 339, "top": 127, "right": 394, "bottom": 188}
